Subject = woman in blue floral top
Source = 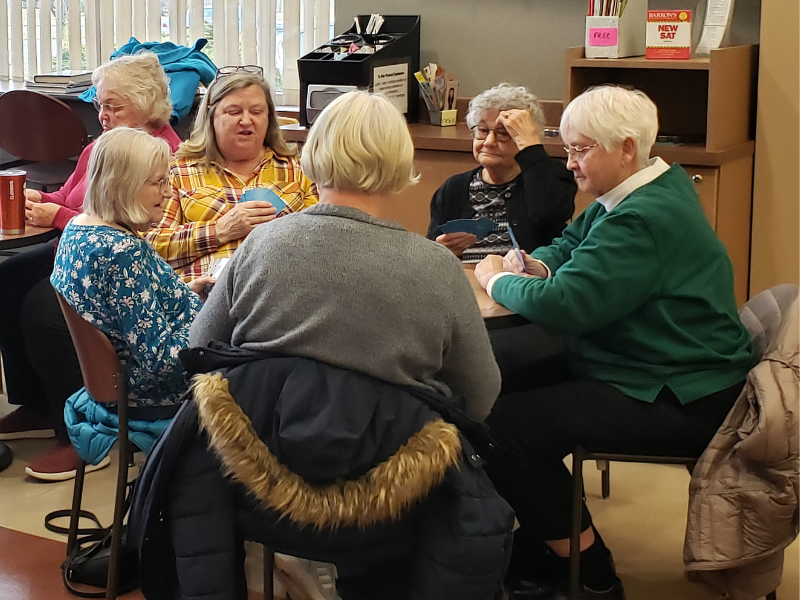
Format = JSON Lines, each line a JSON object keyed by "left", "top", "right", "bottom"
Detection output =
{"left": 52, "top": 128, "right": 214, "bottom": 414}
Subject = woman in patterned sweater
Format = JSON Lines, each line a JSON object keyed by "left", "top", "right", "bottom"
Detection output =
{"left": 51, "top": 128, "right": 214, "bottom": 468}
{"left": 427, "top": 83, "right": 576, "bottom": 263}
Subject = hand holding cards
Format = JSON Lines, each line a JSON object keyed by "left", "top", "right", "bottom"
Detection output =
{"left": 241, "top": 187, "right": 288, "bottom": 214}
{"left": 437, "top": 217, "right": 498, "bottom": 239}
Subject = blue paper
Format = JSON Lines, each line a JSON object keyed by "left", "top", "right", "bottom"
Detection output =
{"left": 241, "top": 188, "right": 287, "bottom": 213}
{"left": 437, "top": 218, "right": 498, "bottom": 239}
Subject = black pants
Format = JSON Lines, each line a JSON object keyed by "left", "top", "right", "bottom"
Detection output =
{"left": 486, "top": 326, "right": 743, "bottom": 544}
{"left": 0, "top": 241, "right": 81, "bottom": 441}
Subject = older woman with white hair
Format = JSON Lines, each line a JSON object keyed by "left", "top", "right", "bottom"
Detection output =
{"left": 473, "top": 86, "right": 753, "bottom": 599}
{"left": 50, "top": 128, "right": 212, "bottom": 468}
{"left": 427, "top": 83, "right": 575, "bottom": 262}
{"left": 0, "top": 51, "right": 182, "bottom": 480}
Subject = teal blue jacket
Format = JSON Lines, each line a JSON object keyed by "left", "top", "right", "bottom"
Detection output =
{"left": 491, "top": 164, "right": 753, "bottom": 403}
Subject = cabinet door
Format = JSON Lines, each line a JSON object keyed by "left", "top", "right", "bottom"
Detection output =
{"left": 682, "top": 166, "right": 719, "bottom": 229}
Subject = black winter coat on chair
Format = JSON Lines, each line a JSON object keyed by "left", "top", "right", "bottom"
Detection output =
{"left": 128, "top": 343, "right": 514, "bottom": 600}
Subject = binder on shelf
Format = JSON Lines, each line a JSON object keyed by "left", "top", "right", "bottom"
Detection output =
{"left": 585, "top": 0, "right": 647, "bottom": 58}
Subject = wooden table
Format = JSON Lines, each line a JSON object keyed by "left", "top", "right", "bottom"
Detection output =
{"left": 464, "top": 266, "right": 527, "bottom": 330}
{"left": 0, "top": 225, "right": 58, "bottom": 251}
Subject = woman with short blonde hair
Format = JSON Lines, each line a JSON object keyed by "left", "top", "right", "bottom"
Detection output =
{"left": 147, "top": 69, "right": 318, "bottom": 282}
{"left": 83, "top": 127, "right": 171, "bottom": 228}
{"left": 301, "top": 90, "right": 417, "bottom": 195}
{"left": 188, "top": 90, "right": 504, "bottom": 598}
{"left": 51, "top": 127, "right": 213, "bottom": 473}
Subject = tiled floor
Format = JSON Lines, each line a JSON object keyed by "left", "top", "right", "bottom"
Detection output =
{"left": 0, "top": 392, "right": 797, "bottom": 600}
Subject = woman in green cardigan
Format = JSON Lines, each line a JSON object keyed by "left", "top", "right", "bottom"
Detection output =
{"left": 474, "top": 85, "right": 753, "bottom": 600}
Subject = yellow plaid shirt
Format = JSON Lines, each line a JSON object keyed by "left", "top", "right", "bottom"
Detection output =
{"left": 145, "top": 150, "right": 318, "bottom": 282}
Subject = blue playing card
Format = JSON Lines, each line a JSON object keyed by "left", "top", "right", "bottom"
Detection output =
{"left": 241, "top": 188, "right": 287, "bottom": 213}
{"left": 437, "top": 217, "right": 498, "bottom": 239}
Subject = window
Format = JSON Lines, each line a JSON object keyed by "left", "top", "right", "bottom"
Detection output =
{"left": 1, "top": 0, "right": 335, "bottom": 104}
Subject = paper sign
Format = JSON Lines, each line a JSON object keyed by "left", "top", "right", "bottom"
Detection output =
{"left": 373, "top": 63, "right": 409, "bottom": 114}
{"left": 588, "top": 27, "right": 619, "bottom": 46}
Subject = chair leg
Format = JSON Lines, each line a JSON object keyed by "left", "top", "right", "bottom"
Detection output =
{"left": 105, "top": 409, "right": 130, "bottom": 600}
{"left": 263, "top": 545, "right": 275, "bottom": 600}
{"left": 67, "top": 460, "right": 87, "bottom": 555}
{"left": 569, "top": 448, "right": 585, "bottom": 600}
{"left": 596, "top": 460, "right": 610, "bottom": 499}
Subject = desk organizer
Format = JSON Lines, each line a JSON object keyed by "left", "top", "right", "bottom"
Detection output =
{"left": 585, "top": 0, "right": 647, "bottom": 58}
{"left": 429, "top": 109, "right": 457, "bottom": 127}
{"left": 298, "top": 15, "right": 421, "bottom": 126}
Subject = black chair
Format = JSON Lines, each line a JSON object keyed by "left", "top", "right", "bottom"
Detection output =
{"left": 56, "top": 293, "right": 130, "bottom": 600}
{"left": 0, "top": 90, "right": 88, "bottom": 191}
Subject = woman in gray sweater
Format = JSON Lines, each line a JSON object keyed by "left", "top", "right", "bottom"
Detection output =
{"left": 189, "top": 91, "right": 500, "bottom": 421}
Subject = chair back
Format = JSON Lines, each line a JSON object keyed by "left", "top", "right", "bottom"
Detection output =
{"left": 739, "top": 284, "right": 799, "bottom": 361}
{"left": 55, "top": 292, "right": 124, "bottom": 404}
{"left": 0, "top": 90, "right": 88, "bottom": 161}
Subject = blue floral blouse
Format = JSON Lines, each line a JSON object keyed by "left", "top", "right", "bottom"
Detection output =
{"left": 51, "top": 222, "right": 203, "bottom": 408}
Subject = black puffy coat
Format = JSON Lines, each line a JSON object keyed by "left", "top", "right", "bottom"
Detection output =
{"left": 129, "top": 344, "right": 514, "bottom": 600}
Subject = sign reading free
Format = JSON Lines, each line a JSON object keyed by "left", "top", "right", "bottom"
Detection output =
{"left": 588, "top": 27, "right": 619, "bottom": 47}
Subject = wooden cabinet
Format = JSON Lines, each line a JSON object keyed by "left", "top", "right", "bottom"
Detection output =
{"left": 564, "top": 45, "right": 758, "bottom": 305}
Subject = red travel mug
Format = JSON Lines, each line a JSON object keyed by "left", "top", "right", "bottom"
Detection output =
{"left": 0, "top": 169, "right": 27, "bottom": 234}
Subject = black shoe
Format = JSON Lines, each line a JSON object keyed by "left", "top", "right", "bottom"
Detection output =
{"left": 0, "top": 441, "right": 12, "bottom": 472}
{"left": 506, "top": 578, "right": 566, "bottom": 600}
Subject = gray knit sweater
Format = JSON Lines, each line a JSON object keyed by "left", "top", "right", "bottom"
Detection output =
{"left": 189, "top": 203, "right": 501, "bottom": 420}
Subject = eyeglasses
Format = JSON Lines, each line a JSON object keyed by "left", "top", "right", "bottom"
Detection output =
{"left": 470, "top": 126, "right": 512, "bottom": 143}
{"left": 92, "top": 98, "right": 131, "bottom": 114}
{"left": 215, "top": 65, "right": 264, "bottom": 79}
{"left": 146, "top": 177, "right": 170, "bottom": 193}
{"left": 563, "top": 143, "right": 598, "bottom": 158}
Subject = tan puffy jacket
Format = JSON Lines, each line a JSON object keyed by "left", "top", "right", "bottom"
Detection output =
{"left": 684, "top": 286, "right": 799, "bottom": 600}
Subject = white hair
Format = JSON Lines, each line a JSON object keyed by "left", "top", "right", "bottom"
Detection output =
{"left": 92, "top": 52, "right": 173, "bottom": 128}
{"left": 83, "top": 128, "right": 170, "bottom": 228}
{"left": 301, "top": 91, "right": 418, "bottom": 195}
{"left": 466, "top": 83, "right": 546, "bottom": 137}
{"left": 560, "top": 85, "right": 659, "bottom": 167}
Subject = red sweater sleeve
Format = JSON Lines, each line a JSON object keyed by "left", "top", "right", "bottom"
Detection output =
{"left": 41, "top": 142, "right": 94, "bottom": 231}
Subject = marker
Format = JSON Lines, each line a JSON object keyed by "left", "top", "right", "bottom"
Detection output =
{"left": 506, "top": 224, "right": 528, "bottom": 274}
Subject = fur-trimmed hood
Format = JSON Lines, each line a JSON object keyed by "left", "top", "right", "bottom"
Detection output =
{"left": 191, "top": 369, "right": 462, "bottom": 530}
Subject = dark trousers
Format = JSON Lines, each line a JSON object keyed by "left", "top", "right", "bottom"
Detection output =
{"left": 485, "top": 325, "right": 743, "bottom": 545}
{"left": 0, "top": 241, "right": 81, "bottom": 441}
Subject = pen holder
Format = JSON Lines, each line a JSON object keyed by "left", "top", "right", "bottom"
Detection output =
{"left": 429, "top": 109, "right": 457, "bottom": 127}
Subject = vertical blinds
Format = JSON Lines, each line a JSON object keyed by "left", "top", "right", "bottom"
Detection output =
{"left": 0, "top": 0, "right": 334, "bottom": 101}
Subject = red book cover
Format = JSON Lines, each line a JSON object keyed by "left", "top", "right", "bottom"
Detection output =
{"left": 646, "top": 10, "right": 692, "bottom": 59}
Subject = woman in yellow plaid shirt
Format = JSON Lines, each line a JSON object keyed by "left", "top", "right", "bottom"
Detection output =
{"left": 146, "top": 68, "right": 318, "bottom": 282}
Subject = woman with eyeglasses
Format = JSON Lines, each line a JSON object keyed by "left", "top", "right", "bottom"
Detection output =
{"left": 145, "top": 67, "right": 318, "bottom": 282}
{"left": 50, "top": 128, "right": 212, "bottom": 465}
{"left": 473, "top": 86, "right": 753, "bottom": 600}
{"left": 427, "top": 83, "right": 576, "bottom": 263}
{"left": 0, "top": 52, "right": 182, "bottom": 480}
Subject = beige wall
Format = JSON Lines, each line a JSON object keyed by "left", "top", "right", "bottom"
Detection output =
{"left": 750, "top": 1, "right": 800, "bottom": 294}
{"left": 334, "top": 0, "right": 761, "bottom": 100}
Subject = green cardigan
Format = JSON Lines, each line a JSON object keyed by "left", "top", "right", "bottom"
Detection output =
{"left": 491, "top": 164, "right": 753, "bottom": 403}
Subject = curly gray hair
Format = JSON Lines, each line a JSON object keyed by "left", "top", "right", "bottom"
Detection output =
{"left": 466, "top": 83, "right": 545, "bottom": 137}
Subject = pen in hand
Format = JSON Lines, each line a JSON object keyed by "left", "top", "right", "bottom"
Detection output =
{"left": 506, "top": 224, "right": 528, "bottom": 274}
